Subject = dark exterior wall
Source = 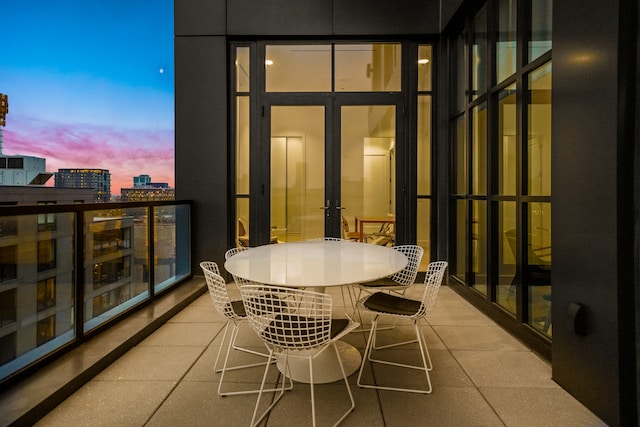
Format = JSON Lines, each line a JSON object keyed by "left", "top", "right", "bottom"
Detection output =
{"left": 175, "top": 35, "right": 228, "bottom": 270}
{"left": 174, "top": 0, "right": 460, "bottom": 273}
{"left": 553, "top": 0, "right": 637, "bottom": 425}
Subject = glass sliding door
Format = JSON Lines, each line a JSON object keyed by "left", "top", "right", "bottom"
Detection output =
{"left": 270, "top": 106, "right": 325, "bottom": 242}
{"left": 340, "top": 105, "right": 396, "bottom": 244}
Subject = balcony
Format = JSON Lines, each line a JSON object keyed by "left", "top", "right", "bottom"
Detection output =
{"left": 0, "top": 201, "right": 192, "bottom": 388}
{"left": 0, "top": 201, "right": 603, "bottom": 425}
{"left": 4, "top": 279, "right": 603, "bottom": 425}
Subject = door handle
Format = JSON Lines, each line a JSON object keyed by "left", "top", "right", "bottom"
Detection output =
{"left": 320, "top": 200, "right": 331, "bottom": 217}
{"left": 335, "top": 200, "right": 345, "bottom": 210}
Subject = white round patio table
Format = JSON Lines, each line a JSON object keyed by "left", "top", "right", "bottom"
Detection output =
{"left": 224, "top": 240, "right": 408, "bottom": 384}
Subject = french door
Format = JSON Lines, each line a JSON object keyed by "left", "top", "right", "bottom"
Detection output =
{"left": 258, "top": 97, "right": 403, "bottom": 243}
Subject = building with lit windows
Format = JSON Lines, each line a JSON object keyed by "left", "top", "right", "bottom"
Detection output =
{"left": 55, "top": 169, "right": 111, "bottom": 203}
{"left": 121, "top": 175, "right": 174, "bottom": 201}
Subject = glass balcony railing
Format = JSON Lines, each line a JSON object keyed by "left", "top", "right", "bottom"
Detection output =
{"left": 0, "top": 201, "right": 191, "bottom": 383}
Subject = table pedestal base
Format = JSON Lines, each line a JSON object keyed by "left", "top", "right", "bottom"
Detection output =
{"left": 276, "top": 341, "right": 362, "bottom": 384}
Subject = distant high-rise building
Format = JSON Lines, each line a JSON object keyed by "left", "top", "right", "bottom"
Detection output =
{"left": 133, "top": 174, "right": 151, "bottom": 187}
{"left": 55, "top": 169, "right": 111, "bottom": 203}
{"left": 122, "top": 174, "right": 173, "bottom": 201}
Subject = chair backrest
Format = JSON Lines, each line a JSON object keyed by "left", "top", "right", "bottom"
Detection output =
{"left": 417, "top": 261, "right": 448, "bottom": 318}
{"left": 200, "top": 261, "right": 242, "bottom": 320}
{"left": 240, "top": 285, "right": 333, "bottom": 350}
{"left": 389, "top": 245, "right": 424, "bottom": 287}
{"left": 224, "top": 246, "right": 258, "bottom": 287}
{"left": 225, "top": 246, "right": 248, "bottom": 260}
{"left": 200, "top": 260, "right": 220, "bottom": 275}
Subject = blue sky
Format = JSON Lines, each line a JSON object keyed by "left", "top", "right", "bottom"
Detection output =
{"left": 0, "top": 1, "right": 174, "bottom": 192}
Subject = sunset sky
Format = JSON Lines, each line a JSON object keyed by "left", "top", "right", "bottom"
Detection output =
{"left": 0, "top": 1, "right": 174, "bottom": 194}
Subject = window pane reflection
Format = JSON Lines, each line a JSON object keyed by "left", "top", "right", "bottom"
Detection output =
{"left": 236, "top": 198, "right": 249, "bottom": 247}
{"left": 472, "top": 103, "right": 487, "bottom": 195}
{"left": 453, "top": 200, "right": 467, "bottom": 282}
{"left": 417, "top": 45, "right": 432, "bottom": 91}
{"left": 527, "top": 202, "right": 552, "bottom": 336}
{"left": 341, "top": 105, "right": 396, "bottom": 242}
{"left": 472, "top": 4, "right": 487, "bottom": 100}
{"left": 454, "top": 115, "right": 467, "bottom": 194}
{"left": 528, "top": 62, "right": 552, "bottom": 196}
{"left": 499, "top": 84, "right": 516, "bottom": 195}
{"left": 335, "top": 44, "right": 401, "bottom": 92}
{"left": 236, "top": 46, "right": 250, "bottom": 92}
{"left": 497, "top": 201, "right": 516, "bottom": 313}
{"left": 265, "top": 45, "right": 331, "bottom": 92}
{"left": 417, "top": 199, "right": 431, "bottom": 271}
{"left": 236, "top": 96, "right": 250, "bottom": 194}
{"left": 497, "top": 0, "right": 517, "bottom": 82}
{"left": 529, "top": 0, "right": 553, "bottom": 62}
{"left": 85, "top": 208, "right": 148, "bottom": 332}
{"left": 417, "top": 96, "right": 432, "bottom": 195}
{"left": 271, "top": 106, "right": 325, "bottom": 242}
{"left": 471, "top": 200, "right": 487, "bottom": 295}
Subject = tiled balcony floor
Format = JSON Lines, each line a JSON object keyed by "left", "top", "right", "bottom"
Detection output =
{"left": 36, "top": 282, "right": 605, "bottom": 427}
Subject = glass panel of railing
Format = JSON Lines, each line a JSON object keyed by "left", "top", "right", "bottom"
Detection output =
{"left": 84, "top": 207, "right": 150, "bottom": 332}
{"left": 154, "top": 204, "right": 190, "bottom": 292}
{"left": 0, "top": 213, "right": 76, "bottom": 382}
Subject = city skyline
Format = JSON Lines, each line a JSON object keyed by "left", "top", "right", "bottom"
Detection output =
{"left": 0, "top": 1, "right": 174, "bottom": 195}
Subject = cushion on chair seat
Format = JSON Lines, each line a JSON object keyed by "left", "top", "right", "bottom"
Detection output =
{"left": 230, "top": 300, "right": 246, "bottom": 317}
{"left": 329, "top": 318, "right": 349, "bottom": 338}
{"left": 364, "top": 292, "right": 421, "bottom": 316}
{"left": 361, "top": 277, "right": 396, "bottom": 288}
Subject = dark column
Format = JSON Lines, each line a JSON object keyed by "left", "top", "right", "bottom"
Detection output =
{"left": 175, "top": 34, "right": 229, "bottom": 273}
{"left": 552, "top": 0, "right": 637, "bottom": 425}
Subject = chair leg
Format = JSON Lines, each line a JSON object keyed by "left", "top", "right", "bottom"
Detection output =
{"left": 309, "top": 356, "right": 317, "bottom": 427}
{"left": 215, "top": 321, "right": 271, "bottom": 374}
{"left": 230, "top": 321, "right": 273, "bottom": 359}
{"left": 357, "top": 315, "right": 379, "bottom": 388}
{"left": 332, "top": 342, "right": 356, "bottom": 425}
{"left": 357, "top": 317, "right": 433, "bottom": 394}
{"left": 250, "top": 352, "right": 291, "bottom": 427}
{"left": 216, "top": 321, "right": 289, "bottom": 396}
{"left": 370, "top": 320, "right": 432, "bottom": 370}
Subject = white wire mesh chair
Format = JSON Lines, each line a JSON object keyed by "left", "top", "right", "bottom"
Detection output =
{"left": 356, "top": 261, "right": 447, "bottom": 394}
{"left": 356, "top": 245, "right": 424, "bottom": 297}
{"left": 200, "top": 260, "right": 221, "bottom": 275}
{"left": 200, "top": 261, "right": 287, "bottom": 396}
{"left": 224, "top": 247, "right": 261, "bottom": 287}
{"left": 224, "top": 246, "right": 248, "bottom": 260}
{"left": 351, "top": 245, "right": 424, "bottom": 328}
{"left": 240, "top": 284, "right": 359, "bottom": 427}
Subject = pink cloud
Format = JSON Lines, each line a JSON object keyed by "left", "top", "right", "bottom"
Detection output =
{"left": 2, "top": 116, "right": 174, "bottom": 196}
